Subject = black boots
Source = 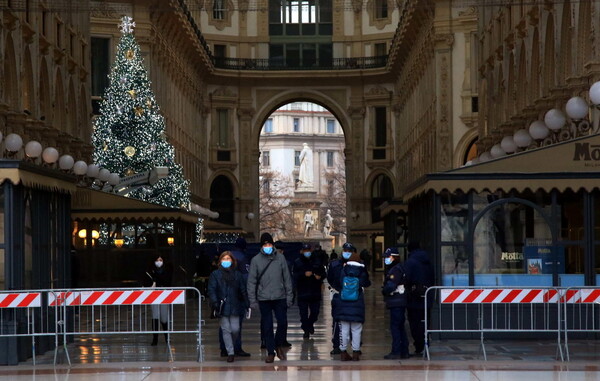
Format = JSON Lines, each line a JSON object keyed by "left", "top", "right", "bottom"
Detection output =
{"left": 161, "top": 322, "right": 169, "bottom": 343}
{"left": 151, "top": 320, "right": 169, "bottom": 345}
{"left": 151, "top": 319, "right": 159, "bottom": 346}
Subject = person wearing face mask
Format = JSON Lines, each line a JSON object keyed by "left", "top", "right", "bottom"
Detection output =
{"left": 292, "top": 243, "right": 326, "bottom": 339}
{"left": 145, "top": 255, "right": 172, "bottom": 346}
{"left": 381, "top": 247, "right": 409, "bottom": 359}
{"left": 247, "top": 233, "right": 293, "bottom": 363}
{"left": 326, "top": 242, "right": 357, "bottom": 355}
{"left": 208, "top": 251, "right": 250, "bottom": 362}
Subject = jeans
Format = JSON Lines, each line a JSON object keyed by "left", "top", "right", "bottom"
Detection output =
{"left": 298, "top": 299, "right": 321, "bottom": 334}
{"left": 259, "top": 299, "right": 288, "bottom": 355}
{"left": 219, "top": 315, "right": 244, "bottom": 353}
{"left": 389, "top": 307, "right": 409, "bottom": 356}
{"left": 220, "top": 315, "right": 240, "bottom": 355}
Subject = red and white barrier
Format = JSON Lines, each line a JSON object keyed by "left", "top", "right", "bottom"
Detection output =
{"left": 440, "top": 288, "right": 560, "bottom": 304}
{"left": 0, "top": 292, "right": 41, "bottom": 308}
{"left": 48, "top": 289, "right": 185, "bottom": 306}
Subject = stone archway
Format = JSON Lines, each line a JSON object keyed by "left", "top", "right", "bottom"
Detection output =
{"left": 240, "top": 88, "right": 355, "bottom": 239}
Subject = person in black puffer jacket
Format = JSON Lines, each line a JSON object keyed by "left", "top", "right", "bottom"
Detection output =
{"left": 208, "top": 251, "right": 250, "bottom": 362}
{"left": 331, "top": 244, "right": 371, "bottom": 361}
{"left": 293, "top": 243, "right": 326, "bottom": 339}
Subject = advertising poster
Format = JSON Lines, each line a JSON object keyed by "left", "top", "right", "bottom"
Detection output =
{"left": 523, "top": 245, "right": 565, "bottom": 274}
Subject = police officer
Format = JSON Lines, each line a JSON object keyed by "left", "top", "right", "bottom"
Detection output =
{"left": 293, "top": 243, "right": 325, "bottom": 339}
{"left": 382, "top": 247, "right": 410, "bottom": 359}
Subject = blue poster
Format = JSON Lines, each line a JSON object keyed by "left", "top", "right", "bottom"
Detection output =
{"left": 523, "top": 245, "right": 565, "bottom": 274}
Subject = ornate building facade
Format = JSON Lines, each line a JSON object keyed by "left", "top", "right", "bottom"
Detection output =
{"left": 1, "top": 0, "right": 479, "bottom": 253}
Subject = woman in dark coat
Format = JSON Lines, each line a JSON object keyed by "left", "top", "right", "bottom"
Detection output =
{"left": 145, "top": 255, "right": 172, "bottom": 346}
{"left": 208, "top": 251, "right": 249, "bottom": 362}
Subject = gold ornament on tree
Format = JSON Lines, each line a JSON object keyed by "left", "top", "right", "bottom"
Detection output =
{"left": 127, "top": 89, "right": 137, "bottom": 99}
{"left": 125, "top": 49, "right": 135, "bottom": 60}
{"left": 123, "top": 146, "right": 136, "bottom": 157}
{"left": 134, "top": 106, "right": 144, "bottom": 116}
{"left": 146, "top": 98, "right": 152, "bottom": 108}
{"left": 103, "top": 142, "right": 108, "bottom": 151}
{"left": 124, "top": 168, "right": 135, "bottom": 176}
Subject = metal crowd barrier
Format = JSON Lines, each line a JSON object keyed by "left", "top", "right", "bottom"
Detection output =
{"left": 0, "top": 290, "right": 58, "bottom": 365}
{"left": 562, "top": 287, "right": 600, "bottom": 361}
{"left": 424, "top": 286, "right": 564, "bottom": 361}
{"left": 0, "top": 288, "right": 203, "bottom": 366}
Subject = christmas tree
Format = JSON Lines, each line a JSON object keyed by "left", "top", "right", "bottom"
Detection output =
{"left": 92, "top": 16, "right": 190, "bottom": 209}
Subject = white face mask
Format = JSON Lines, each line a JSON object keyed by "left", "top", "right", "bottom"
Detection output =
{"left": 155, "top": 260, "right": 163, "bottom": 268}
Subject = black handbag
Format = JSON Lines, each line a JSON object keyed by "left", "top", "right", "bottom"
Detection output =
{"left": 211, "top": 299, "right": 224, "bottom": 319}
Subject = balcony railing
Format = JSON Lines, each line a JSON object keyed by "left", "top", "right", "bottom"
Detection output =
{"left": 213, "top": 56, "right": 388, "bottom": 71}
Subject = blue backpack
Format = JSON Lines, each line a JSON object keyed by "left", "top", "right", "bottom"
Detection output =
{"left": 340, "top": 275, "right": 360, "bottom": 301}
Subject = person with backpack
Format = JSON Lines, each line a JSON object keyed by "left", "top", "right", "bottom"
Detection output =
{"left": 330, "top": 243, "right": 371, "bottom": 361}
{"left": 247, "top": 233, "right": 294, "bottom": 363}
{"left": 326, "top": 243, "right": 352, "bottom": 355}
{"left": 381, "top": 247, "right": 410, "bottom": 359}
{"left": 293, "top": 243, "right": 326, "bottom": 339}
{"left": 404, "top": 241, "right": 435, "bottom": 356}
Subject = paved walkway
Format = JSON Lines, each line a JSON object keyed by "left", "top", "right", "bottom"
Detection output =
{"left": 3, "top": 273, "right": 600, "bottom": 379}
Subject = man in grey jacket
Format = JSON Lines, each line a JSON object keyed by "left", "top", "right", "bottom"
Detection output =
{"left": 247, "top": 232, "right": 294, "bottom": 363}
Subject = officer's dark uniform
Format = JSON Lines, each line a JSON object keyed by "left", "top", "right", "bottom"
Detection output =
{"left": 382, "top": 249, "right": 409, "bottom": 359}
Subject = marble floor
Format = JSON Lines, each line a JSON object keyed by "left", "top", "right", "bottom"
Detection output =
{"left": 3, "top": 273, "right": 600, "bottom": 380}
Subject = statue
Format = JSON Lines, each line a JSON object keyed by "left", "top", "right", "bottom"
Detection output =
{"left": 298, "top": 143, "right": 313, "bottom": 190}
{"left": 304, "top": 209, "right": 314, "bottom": 237}
{"left": 323, "top": 209, "right": 333, "bottom": 237}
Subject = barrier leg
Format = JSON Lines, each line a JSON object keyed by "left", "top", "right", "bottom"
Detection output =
{"left": 479, "top": 331, "right": 487, "bottom": 361}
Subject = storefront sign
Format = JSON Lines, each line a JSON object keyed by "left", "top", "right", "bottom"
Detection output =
{"left": 523, "top": 245, "right": 565, "bottom": 274}
{"left": 501, "top": 251, "right": 524, "bottom": 262}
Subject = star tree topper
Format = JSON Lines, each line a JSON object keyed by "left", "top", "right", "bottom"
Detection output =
{"left": 119, "top": 16, "right": 136, "bottom": 34}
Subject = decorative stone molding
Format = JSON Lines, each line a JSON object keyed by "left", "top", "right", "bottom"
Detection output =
{"left": 207, "top": 0, "right": 234, "bottom": 31}
{"left": 367, "top": 0, "right": 393, "bottom": 30}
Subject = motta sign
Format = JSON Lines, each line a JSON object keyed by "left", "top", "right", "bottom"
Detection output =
{"left": 573, "top": 143, "right": 600, "bottom": 161}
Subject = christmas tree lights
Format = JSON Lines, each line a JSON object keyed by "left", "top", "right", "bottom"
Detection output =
{"left": 92, "top": 16, "right": 190, "bottom": 210}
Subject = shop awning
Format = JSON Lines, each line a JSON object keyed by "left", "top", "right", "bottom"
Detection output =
{"left": 202, "top": 220, "right": 246, "bottom": 234}
{"left": 403, "top": 133, "right": 600, "bottom": 200}
{"left": 350, "top": 221, "right": 384, "bottom": 235}
{"left": 71, "top": 188, "right": 200, "bottom": 224}
{"left": 0, "top": 161, "right": 76, "bottom": 193}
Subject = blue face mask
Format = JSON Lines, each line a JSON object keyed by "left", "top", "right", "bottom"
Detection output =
{"left": 342, "top": 252, "right": 352, "bottom": 260}
{"left": 384, "top": 257, "right": 393, "bottom": 266}
{"left": 263, "top": 246, "right": 274, "bottom": 255}
{"left": 221, "top": 260, "right": 232, "bottom": 269}
{"left": 303, "top": 252, "right": 312, "bottom": 258}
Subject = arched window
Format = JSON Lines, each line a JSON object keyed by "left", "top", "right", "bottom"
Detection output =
{"left": 371, "top": 174, "right": 393, "bottom": 222}
{"left": 210, "top": 175, "right": 234, "bottom": 225}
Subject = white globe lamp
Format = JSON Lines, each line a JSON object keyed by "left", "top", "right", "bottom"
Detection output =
{"left": 108, "top": 173, "right": 120, "bottom": 186}
{"left": 479, "top": 151, "right": 493, "bottom": 162}
{"left": 24, "top": 141, "right": 43, "bottom": 158}
{"left": 513, "top": 129, "right": 532, "bottom": 148}
{"left": 42, "top": 147, "right": 59, "bottom": 164}
{"left": 566, "top": 96, "right": 589, "bottom": 120}
{"left": 58, "top": 155, "right": 74, "bottom": 170}
{"left": 500, "top": 136, "right": 517, "bottom": 153}
{"left": 490, "top": 144, "right": 506, "bottom": 158}
{"left": 5, "top": 133, "right": 23, "bottom": 152}
{"left": 529, "top": 120, "right": 550, "bottom": 140}
{"left": 590, "top": 81, "right": 600, "bottom": 105}
{"left": 98, "top": 168, "right": 111, "bottom": 182}
{"left": 73, "top": 161, "right": 88, "bottom": 176}
{"left": 86, "top": 164, "right": 100, "bottom": 178}
{"left": 544, "top": 109, "right": 566, "bottom": 131}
